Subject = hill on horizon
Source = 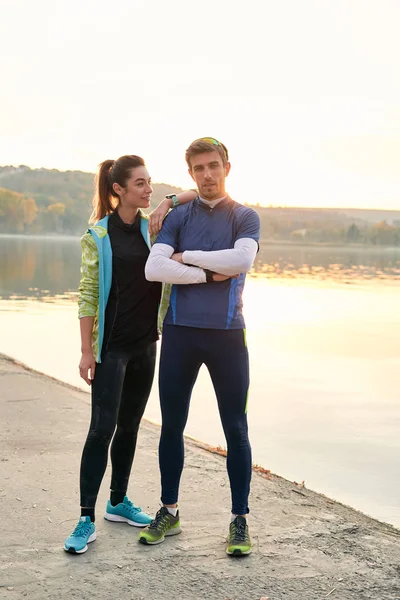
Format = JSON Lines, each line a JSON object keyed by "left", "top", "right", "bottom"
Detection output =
{"left": 0, "top": 165, "right": 184, "bottom": 234}
{"left": 1, "top": 165, "right": 400, "bottom": 245}
{"left": 0, "top": 164, "right": 184, "bottom": 210}
{"left": 1, "top": 164, "right": 400, "bottom": 217}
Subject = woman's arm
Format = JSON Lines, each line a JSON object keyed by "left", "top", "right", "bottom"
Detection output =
{"left": 79, "top": 317, "right": 96, "bottom": 385}
{"left": 78, "top": 233, "right": 99, "bottom": 318}
{"left": 149, "top": 190, "right": 197, "bottom": 236}
{"left": 78, "top": 233, "right": 99, "bottom": 385}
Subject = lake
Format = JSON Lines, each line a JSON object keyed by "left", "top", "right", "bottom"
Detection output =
{"left": 1, "top": 234, "right": 400, "bottom": 528}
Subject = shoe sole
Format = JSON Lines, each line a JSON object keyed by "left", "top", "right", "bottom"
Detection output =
{"left": 226, "top": 547, "right": 252, "bottom": 556}
{"left": 104, "top": 513, "right": 150, "bottom": 527}
{"left": 64, "top": 532, "right": 97, "bottom": 554}
{"left": 138, "top": 526, "right": 182, "bottom": 545}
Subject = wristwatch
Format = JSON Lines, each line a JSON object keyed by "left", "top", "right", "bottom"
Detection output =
{"left": 165, "top": 194, "right": 180, "bottom": 208}
{"left": 204, "top": 269, "right": 214, "bottom": 283}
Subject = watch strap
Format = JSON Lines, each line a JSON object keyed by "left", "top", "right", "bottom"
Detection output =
{"left": 165, "top": 194, "right": 179, "bottom": 208}
{"left": 204, "top": 269, "right": 214, "bottom": 283}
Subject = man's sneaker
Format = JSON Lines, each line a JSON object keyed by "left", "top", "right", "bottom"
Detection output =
{"left": 104, "top": 496, "right": 152, "bottom": 527}
{"left": 64, "top": 516, "right": 96, "bottom": 554}
{"left": 138, "top": 506, "right": 181, "bottom": 545}
{"left": 226, "top": 516, "right": 252, "bottom": 555}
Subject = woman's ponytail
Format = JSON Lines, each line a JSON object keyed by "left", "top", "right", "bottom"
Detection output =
{"left": 90, "top": 159, "right": 116, "bottom": 223}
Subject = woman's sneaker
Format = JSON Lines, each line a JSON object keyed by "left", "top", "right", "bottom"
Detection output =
{"left": 138, "top": 506, "right": 181, "bottom": 545}
{"left": 226, "top": 516, "right": 252, "bottom": 555}
{"left": 64, "top": 516, "right": 96, "bottom": 554}
{"left": 104, "top": 496, "right": 152, "bottom": 527}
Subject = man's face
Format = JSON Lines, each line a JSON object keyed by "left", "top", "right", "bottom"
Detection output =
{"left": 189, "top": 150, "right": 231, "bottom": 201}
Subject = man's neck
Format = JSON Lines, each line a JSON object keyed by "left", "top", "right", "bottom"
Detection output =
{"left": 199, "top": 196, "right": 226, "bottom": 208}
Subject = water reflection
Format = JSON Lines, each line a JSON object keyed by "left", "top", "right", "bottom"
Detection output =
{"left": 1, "top": 235, "right": 400, "bottom": 527}
{"left": 1, "top": 235, "right": 400, "bottom": 299}
{"left": 255, "top": 244, "right": 400, "bottom": 282}
{"left": 0, "top": 235, "right": 81, "bottom": 299}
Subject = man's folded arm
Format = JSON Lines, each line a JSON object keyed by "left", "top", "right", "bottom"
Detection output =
{"left": 145, "top": 243, "right": 206, "bottom": 284}
{"left": 182, "top": 238, "right": 258, "bottom": 276}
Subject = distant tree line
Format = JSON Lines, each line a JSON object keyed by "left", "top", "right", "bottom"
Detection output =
{"left": 1, "top": 166, "right": 400, "bottom": 246}
{"left": 255, "top": 207, "right": 400, "bottom": 246}
{"left": 0, "top": 166, "right": 183, "bottom": 235}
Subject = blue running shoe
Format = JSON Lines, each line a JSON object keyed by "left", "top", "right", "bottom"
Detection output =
{"left": 64, "top": 516, "right": 96, "bottom": 554}
{"left": 104, "top": 496, "right": 152, "bottom": 527}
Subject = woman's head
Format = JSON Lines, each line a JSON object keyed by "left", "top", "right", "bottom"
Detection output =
{"left": 90, "top": 155, "right": 152, "bottom": 223}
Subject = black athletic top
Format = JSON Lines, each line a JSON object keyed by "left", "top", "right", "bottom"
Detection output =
{"left": 103, "top": 210, "right": 162, "bottom": 352}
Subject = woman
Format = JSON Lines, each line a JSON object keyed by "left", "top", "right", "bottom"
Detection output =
{"left": 64, "top": 155, "right": 196, "bottom": 553}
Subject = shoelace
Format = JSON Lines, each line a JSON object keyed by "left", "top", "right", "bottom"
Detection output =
{"left": 72, "top": 521, "right": 92, "bottom": 538}
{"left": 149, "top": 508, "right": 170, "bottom": 531}
{"left": 124, "top": 499, "right": 141, "bottom": 514}
{"left": 231, "top": 518, "right": 247, "bottom": 542}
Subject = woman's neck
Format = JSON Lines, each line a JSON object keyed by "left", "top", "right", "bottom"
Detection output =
{"left": 117, "top": 205, "right": 139, "bottom": 225}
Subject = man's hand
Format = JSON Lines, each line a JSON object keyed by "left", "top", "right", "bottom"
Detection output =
{"left": 171, "top": 252, "right": 184, "bottom": 263}
{"left": 212, "top": 273, "right": 239, "bottom": 282}
{"left": 149, "top": 198, "right": 171, "bottom": 237}
{"left": 79, "top": 351, "right": 96, "bottom": 386}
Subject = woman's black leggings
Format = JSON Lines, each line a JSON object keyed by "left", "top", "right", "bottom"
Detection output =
{"left": 79, "top": 343, "right": 157, "bottom": 508}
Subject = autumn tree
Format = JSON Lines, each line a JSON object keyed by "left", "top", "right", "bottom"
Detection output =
{"left": 0, "top": 187, "right": 38, "bottom": 232}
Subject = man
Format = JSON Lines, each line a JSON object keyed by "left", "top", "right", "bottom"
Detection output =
{"left": 141, "top": 137, "right": 260, "bottom": 555}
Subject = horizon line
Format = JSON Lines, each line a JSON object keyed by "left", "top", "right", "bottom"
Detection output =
{"left": 1, "top": 164, "right": 400, "bottom": 214}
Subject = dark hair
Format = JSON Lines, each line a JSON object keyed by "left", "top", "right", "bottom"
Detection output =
{"left": 90, "top": 155, "right": 146, "bottom": 223}
{"left": 185, "top": 138, "right": 229, "bottom": 169}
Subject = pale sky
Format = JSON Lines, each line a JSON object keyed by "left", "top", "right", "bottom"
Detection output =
{"left": 1, "top": 0, "right": 400, "bottom": 209}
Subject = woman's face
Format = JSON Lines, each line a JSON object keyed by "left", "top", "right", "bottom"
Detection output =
{"left": 115, "top": 166, "right": 153, "bottom": 210}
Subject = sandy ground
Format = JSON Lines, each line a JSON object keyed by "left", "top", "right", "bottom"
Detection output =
{"left": 1, "top": 355, "right": 400, "bottom": 600}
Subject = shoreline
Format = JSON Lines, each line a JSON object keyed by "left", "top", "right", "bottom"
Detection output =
{"left": 1, "top": 353, "right": 400, "bottom": 599}
{"left": 1, "top": 351, "right": 398, "bottom": 529}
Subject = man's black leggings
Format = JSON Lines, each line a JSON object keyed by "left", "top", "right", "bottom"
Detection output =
{"left": 159, "top": 325, "right": 252, "bottom": 515}
{"left": 79, "top": 343, "right": 156, "bottom": 508}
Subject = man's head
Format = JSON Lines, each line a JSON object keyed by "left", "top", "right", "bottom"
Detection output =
{"left": 185, "top": 137, "right": 231, "bottom": 201}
